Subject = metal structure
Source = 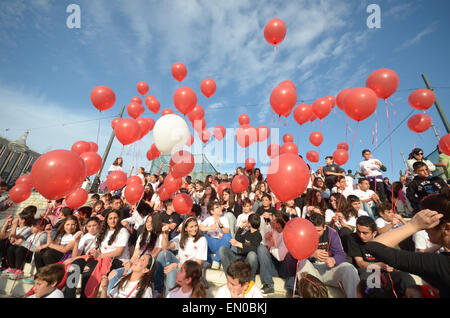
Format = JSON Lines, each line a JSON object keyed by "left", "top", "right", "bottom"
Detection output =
{"left": 0, "top": 131, "right": 40, "bottom": 186}
{"left": 149, "top": 153, "right": 218, "bottom": 182}
{"left": 421, "top": 73, "right": 450, "bottom": 134}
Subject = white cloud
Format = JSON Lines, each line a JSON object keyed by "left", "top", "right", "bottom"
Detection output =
{"left": 395, "top": 22, "right": 438, "bottom": 51}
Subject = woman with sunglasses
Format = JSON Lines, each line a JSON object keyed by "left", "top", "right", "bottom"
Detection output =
{"left": 407, "top": 148, "right": 436, "bottom": 176}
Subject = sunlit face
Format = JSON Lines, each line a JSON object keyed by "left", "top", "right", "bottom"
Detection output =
{"left": 415, "top": 165, "right": 430, "bottom": 178}
{"left": 356, "top": 225, "right": 376, "bottom": 243}
{"left": 259, "top": 184, "right": 266, "bottom": 192}
{"left": 145, "top": 216, "right": 153, "bottom": 231}
{"left": 144, "top": 186, "right": 151, "bottom": 193}
{"left": 226, "top": 275, "right": 248, "bottom": 298}
{"left": 150, "top": 175, "right": 157, "bottom": 183}
{"left": 287, "top": 200, "right": 295, "bottom": 207}
{"left": 117, "top": 158, "right": 123, "bottom": 165}
{"left": 222, "top": 191, "right": 230, "bottom": 202}
{"left": 175, "top": 264, "right": 191, "bottom": 287}
{"left": 131, "top": 254, "right": 151, "bottom": 274}
{"left": 255, "top": 170, "right": 261, "bottom": 177}
{"left": 362, "top": 151, "right": 371, "bottom": 160}
{"left": 33, "top": 279, "right": 57, "bottom": 298}
{"left": 243, "top": 203, "right": 252, "bottom": 214}
{"left": 205, "top": 187, "right": 212, "bottom": 195}
{"left": 185, "top": 220, "right": 199, "bottom": 237}
{"left": 360, "top": 180, "right": 370, "bottom": 191}
{"left": 315, "top": 179, "right": 324, "bottom": 187}
{"left": 86, "top": 220, "right": 99, "bottom": 235}
{"left": 413, "top": 150, "right": 424, "bottom": 160}
{"left": 64, "top": 219, "right": 77, "bottom": 234}
{"left": 111, "top": 199, "right": 122, "bottom": 210}
{"left": 107, "top": 212, "right": 120, "bottom": 229}
{"left": 196, "top": 184, "right": 203, "bottom": 191}
{"left": 337, "top": 179, "right": 347, "bottom": 189}
{"left": 330, "top": 196, "right": 338, "bottom": 209}
{"left": 210, "top": 204, "right": 223, "bottom": 217}
{"left": 94, "top": 204, "right": 103, "bottom": 213}
{"left": 315, "top": 191, "right": 323, "bottom": 202}
{"left": 315, "top": 225, "right": 325, "bottom": 238}
{"left": 325, "top": 158, "right": 333, "bottom": 165}
{"left": 262, "top": 197, "right": 271, "bottom": 207}
{"left": 351, "top": 201, "right": 361, "bottom": 211}
{"left": 380, "top": 209, "right": 394, "bottom": 222}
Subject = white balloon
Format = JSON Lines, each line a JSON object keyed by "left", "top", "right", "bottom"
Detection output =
{"left": 153, "top": 114, "right": 189, "bottom": 155}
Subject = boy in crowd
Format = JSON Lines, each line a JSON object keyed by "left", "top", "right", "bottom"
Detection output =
{"left": 347, "top": 216, "right": 415, "bottom": 297}
{"left": 321, "top": 156, "right": 345, "bottom": 191}
{"left": 375, "top": 202, "right": 406, "bottom": 235}
{"left": 161, "top": 199, "right": 182, "bottom": 240}
{"left": 27, "top": 263, "right": 66, "bottom": 298}
{"left": 359, "top": 149, "right": 387, "bottom": 202}
{"left": 257, "top": 212, "right": 298, "bottom": 296}
{"left": 332, "top": 176, "right": 354, "bottom": 198}
{"left": 256, "top": 194, "right": 277, "bottom": 224}
{"left": 406, "top": 162, "right": 448, "bottom": 214}
{"left": 219, "top": 213, "right": 261, "bottom": 282}
{"left": 296, "top": 213, "right": 360, "bottom": 298}
{"left": 215, "top": 259, "right": 263, "bottom": 298}
{"left": 353, "top": 178, "right": 381, "bottom": 219}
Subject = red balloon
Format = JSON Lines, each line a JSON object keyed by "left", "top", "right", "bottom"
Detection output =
{"left": 174, "top": 86, "right": 197, "bottom": 115}
{"left": 161, "top": 108, "right": 174, "bottom": 116}
{"left": 312, "top": 98, "right": 332, "bottom": 119}
{"left": 31, "top": 150, "right": 86, "bottom": 200}
{"left": 257, "top": 126, "right": 270, "bottom": 142}
{"left": 408, "top": 89, "right": 435, "bottom": 111}
{"left": 232, "top": 175, "right": 249, "bottom": 194}
{"left": 65, "top": 188, "right": 88, "bottom": 209}
{"left": 344, "top": 87, "right": 378, "bottom": 122}
{"left": 187, "top": 104, "right": 205, "bottom": 123}
{"left": 80, "top": 152, "right": 102, "bottom": 176}
{"left": 283, "top": 218, "right": 319, "bottom": 260}
{"left": 270, "top": 84, "right": 297, "bottom": 117}
{"left": 267, "top": 154, "right": 310, "bottom": 202}
{"left": 325, "top": 95, "right": 336, "bottom": 108}
{"left": 71, "top": 141, "right": 91, "bottom": 156}
{"left": 366, "top": 68, "right": 399, "bottom": 100}
{"left": 309, "top": 113, "right": 317, "bottom": 122}
{"left": 171, "top": 62, "right": 187, "bottom": 82}
{"left": 336, "top": 88, "right": 352, "bottom": 111}
{"left": 16, "top": 174, "right": 33, "bottom": 188}
{"left": 245, "top": 158, "right": 256, "bottom": 171}
{"left": 235, "top": 124, "right": 257, "bottom": 148}
{"left": 106, "top": 171, "right": 127, "bottom": 191}
{"left": 213, "top": 125, "right": 226, "bottom": 141}
{"left": 267, "top": 143, "right": 280, "bottom": 159}
{"left": 309, "top": 132, "right": 323, "bottom": 147}
{"left": 164, "top": 174, "right": 183, "bottom": 194}
{"left": 136, "top": 117, "right": 151, "bottom": 138}
{"left": 114, "top": 118, "right": 141, "bottom": 145}
{"left": 438, "top": 134, "right": 450, "bottom": 156}
{"left": 200, "top": 78, "right": 216, "bottom": 98}
{"left": 264, "top": 18, "right": 287, "bottom": 45}
{"left": 283, "top": 134, "right": 294, "bottom": 143}
{"left": 217, "top": 182, "right": 231, "bottom": 198}
{"left": 279, "top": 80, "right": 296, "bottom": 90}
{"left": 280, "top": 142, "right": 298, "bottom": 155}
{"left": 145, "top": 95, "right": 160, "bottom": 114}
{"left": 282, "top": 107, "right": 293, "bottom": 118}
{"left": 146, "top": 118, "right": 155, "bottom": 131}
{"left": 127, "top": 176, "right": 142, "bottom": 186}
{"left": 200, "top": 129, "right": 211, "bottom": 143}
{"left": 137, "top": 81, "right": 149, "bottom": 96}
{"left": 158, "top": 186, "right": 171, "bottom": 202}
{"left": 88, "top": 142, "right": 99, "bottom": 153}
{"left": 170, "top": 150, "right": 195, "bottom": 178}
{"left": 127, "top": 102, "right": 145, "bottom": 119}
{"left": 90, "top": 86, "right": 116, "bottom": 111}
{"left": 146, "top": 144, "right": 161, "bottom": 161}
{"left": 131, "top": 96, "right": 142, "bottom": 105}
{"left": 173, "top": 193, "right": 193, "bottom": 215}
{"left": 238, "top": 114, "right": 250, "bottom": 125}
{"left": 407, "top": 114, "right": 432, "bottom": 133}
{"left": 337, "top": 142, "right": 349, "bottom": 151}
{"left": 306, "top": 150, "right": 319, "bottom": 163}
{"left": 192, "top": 118, "right": 206, "bottom": 133}
{"left": 124, "top": 183, "right": 144, "bottom": 204}
{"left": 186, "top": 134, "right": 194, "bottom": 146}
{"left": 111, "top": 118, "right": 121, "bottom": 130}
{"left": 9, "top": 184, "right": 32, "bottom": 203}
{"left": 293, "top": 104, "right": 313, "bottom": 125}
{"left": 333, "top": 149, "right": 349, "bottom": 166}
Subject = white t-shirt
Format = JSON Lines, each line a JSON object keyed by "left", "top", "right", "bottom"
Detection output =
{"left": 78, "top": 232, "right": 97, "bottom": 255}
{"left": 331, "top": 186, "right": 354, "bottom": 198}
{"left": 326, "top": 211, "right": 357, "bottom": 230}
{"left": 14, "top": 226, "right": 32, "bottom": 241}
{"left": 301, "top": 207, "right": 334, "bottom": 220}
{"left": 108, "top": 165, "right": 123, "bottom": 173}
{"left": 98, "top": 228, "right": 130, "bottom": 262}
{"left": 123, "top": 211, "right": 145, "bottom": 230}
{"left": 167, "top": 286, "right": 193, "bottom": 298}
{"left": 412, "top": 230, "right": 435, "bottom": 251}
{"left": 353, "top": 189, "right": 376, "bottom": 208}
{"left": 59, "top": 231, "right": 82, "bottom": 246}
{"left": 375, "top": 217, "right": 403, "bottom": 231}
{"left": 269, "top": 230, "right": 288, "bottom": 261}
{"left": 236, "top": 213, "right": 252, "bottom": 229}
{"left": 170, "top": 236, "right": 207, "bottom": 264}
{"left": 27, "top": 288, "right": 64, "bottom": 298}
{"left": 109, "top": 279, "right": 153, "bottom": 298}
{"left": 215, "top": 283, "right": 264, "bottom": 298}
{"left": 135, "top": 233, "right": 163, "bottom": 255}
{"left": 21, "top": 232, "right": 47, "bottom": 252}
{"left": 150, "top": 181, "right": 160, "bottom": 191}
{"left": 201, "top": 216, "right": 229, "bottom": 239}
{"left": 359, "top": 159, "right": 383, "bottom": 178}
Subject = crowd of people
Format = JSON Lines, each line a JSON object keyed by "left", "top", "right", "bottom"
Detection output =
{"left": 0, "top": 145, "right": 448, "bottom": 299}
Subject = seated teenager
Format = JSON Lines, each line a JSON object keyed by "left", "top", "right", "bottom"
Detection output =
{"left": 167, "top": 260, "right": 206, "bottom": 298}
{"left": 161, "top": 199, "right": 182, "bottom": 240}
{"left": 375, "top": 201, "right": 407, "bottom": 235}
{"left": 352, "top": 178, "right": 381, "bottom": 219}
{"left": 26, "top": 263, "right": 66, "bottom": 298}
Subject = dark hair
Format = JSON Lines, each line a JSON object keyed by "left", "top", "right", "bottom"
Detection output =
{"left": 221, "top": 188, "right": 236, "bottom": 208}
{"left": 61, "top": 207, "right": 73, "bottom": 218}
{"left": 347, "top": 195, "right": 361, "bottom": 204}
{"left": 207, "top": 200, "right": 220, "bottom": 214}
{"left": 377, "top": 201, "right": 393, "bottom": 214}
{"left": 392, "top": 182, "right": 403, "bottom": 199}
{"left": 139, "top": 213, "right": 163, "bottom": 253}
{"left": 356, "top": 216, "right": 377, "bottom": 233}
{"left": 420, "top": 187, "right": 450, "bottom": 225}
{"left": 170, "top": 260, "right": 206, "bottom": 298}
{"left": 306, "top": 189, "right": 327, "bottom": 212}
{"left": 34, "top": 263, "right": 66, "bottom": 286}
{"left": 55, "top": 215, "right": 80, "bottom": 239}
{"left": 358, "top": 178, "right": 369, "bottom": 184}
{"left": 273, "top": 211, "right": 290, "bottom": 228}
{"left": 325, "top": 156, "right": 333, "bottom": 160}
{"left": 163, "top": 199, "right": 173, "bottom": 209}
{"left": 19, "top": 205, "right": 37, "bottom": 226}
{"left": 357, "top": 279, "right": 391, "bottom": 298}
{"left": 117, "top": 255, "right": 156, "bottom": 298}
{"left": 298, "top": 273, "right": 329, "bottom": 298}
{"left": 112, "top": 157, "right": 123, "bottom": 167}
{"left": 200, "top": 185, "right": 217, "bottom": 207}
{"left": 362, "top": 149, "right": 371, "bottom": 155}
{"left": 248, "top": 213, "right": 260, "bottom": 229}
{"left": 137, "top": 201, "right": 153, "bottom": 217}
{"left": 91, "top": 194, "right": 100, "bottom": 201}
{"left": 190, "top": 204, "right": 202, "bottom": 218}
{"left": 309, "top": 212, "right": 325, "bottom": 227}
{"left": 101, "top": 193, "right": 113, "bottom": 201}
{"left": 226, "top": 259, "right": 252, "bottom": 285}
{"left": 180, "top": 217, "right": 202, "bottom": 250}
{"left": 408, "top": 148, "right": 424, "bottom": 160}
{"left": 261, "top": 193, "right": 271, "bottom": 202}
{"left": 142, "top": 185, "right": 155, "bottom": 202}
{"left": 413, "top": 161, "right": 427, "bottom": 171}
{"left": 328, "top": 193, "right": 348, "bottom": 212}
{"left": 83, "top": 217, "right": 100, "bottom": 227}
{"left": 31, "top": 218, "right": 48, "bottom": 229}
{"left": 336, "top": 175, "right": 346, "bottom": 183}
{"left": 95, "top": 210, "right": 124, "bottom": 248}
{"left": 242, "top": 198, "right": 252, "bottom": 207}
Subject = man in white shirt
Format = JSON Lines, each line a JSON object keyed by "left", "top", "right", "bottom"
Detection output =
{"left": 331, "top": 176, "right": 354, "bottom": 198}
{"left": 352, "top": 178, "right": 381, "bottom": 219}
{"left": 256, "top": 212, "right": 297, "bottom": 296}
{"left": 359, "top": 149, "right": 387, "bottom": 202}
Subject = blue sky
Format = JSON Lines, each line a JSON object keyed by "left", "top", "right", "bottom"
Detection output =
{"left": 1, "top": 0, "right": 449, "bottom": 181}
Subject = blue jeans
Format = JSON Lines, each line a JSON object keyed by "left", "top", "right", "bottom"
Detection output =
{"left": 204, "top": 233, "right": 231, "bottom": 263}
{"left": 107, "top": 267, "right": 128, "bottom": 294}
{"left": 219, "top": 246, "right": 258, "bottom": 281}
{"left": 362, "top": 202, "right": 377, "bottom": 220}
{"left": 257, "top": 245, "right": 297, "bottom": 290}
{"left": 155, "top": 250, "right": 179, "bottom": 296}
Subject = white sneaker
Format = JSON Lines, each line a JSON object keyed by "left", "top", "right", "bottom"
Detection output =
{"left": 211, "top": 261, "right": 221, "bottom": 270}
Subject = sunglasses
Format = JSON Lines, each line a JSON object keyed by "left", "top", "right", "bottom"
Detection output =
{"left": 415, "top": 152, "right": 424, "bottom": 155}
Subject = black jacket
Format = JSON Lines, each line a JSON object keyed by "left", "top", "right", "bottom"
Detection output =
{"left": 406, "top": 176, "right": 448, "bottom": 212}
{"left": 235, "top": 228, "right": 262, "bottom": 256}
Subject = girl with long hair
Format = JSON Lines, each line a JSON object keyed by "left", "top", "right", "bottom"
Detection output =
{"left": 301, "top": 189, "right": 330, "bottom": 219}
{"left": 167, "top": 260, "right": 206, "bottom": 298}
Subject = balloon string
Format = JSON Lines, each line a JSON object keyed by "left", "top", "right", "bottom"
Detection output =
{"left": 385, "top": 100, "right": 393, "bottom": 172}
{"left": 349, "top": 121, "right": 359, "bottom": 158}
{"left": 96, "top": 110, "right": 101, "bottom": 145}
{"left": 345, "top": 117, "right": 348, "bottom": 144}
